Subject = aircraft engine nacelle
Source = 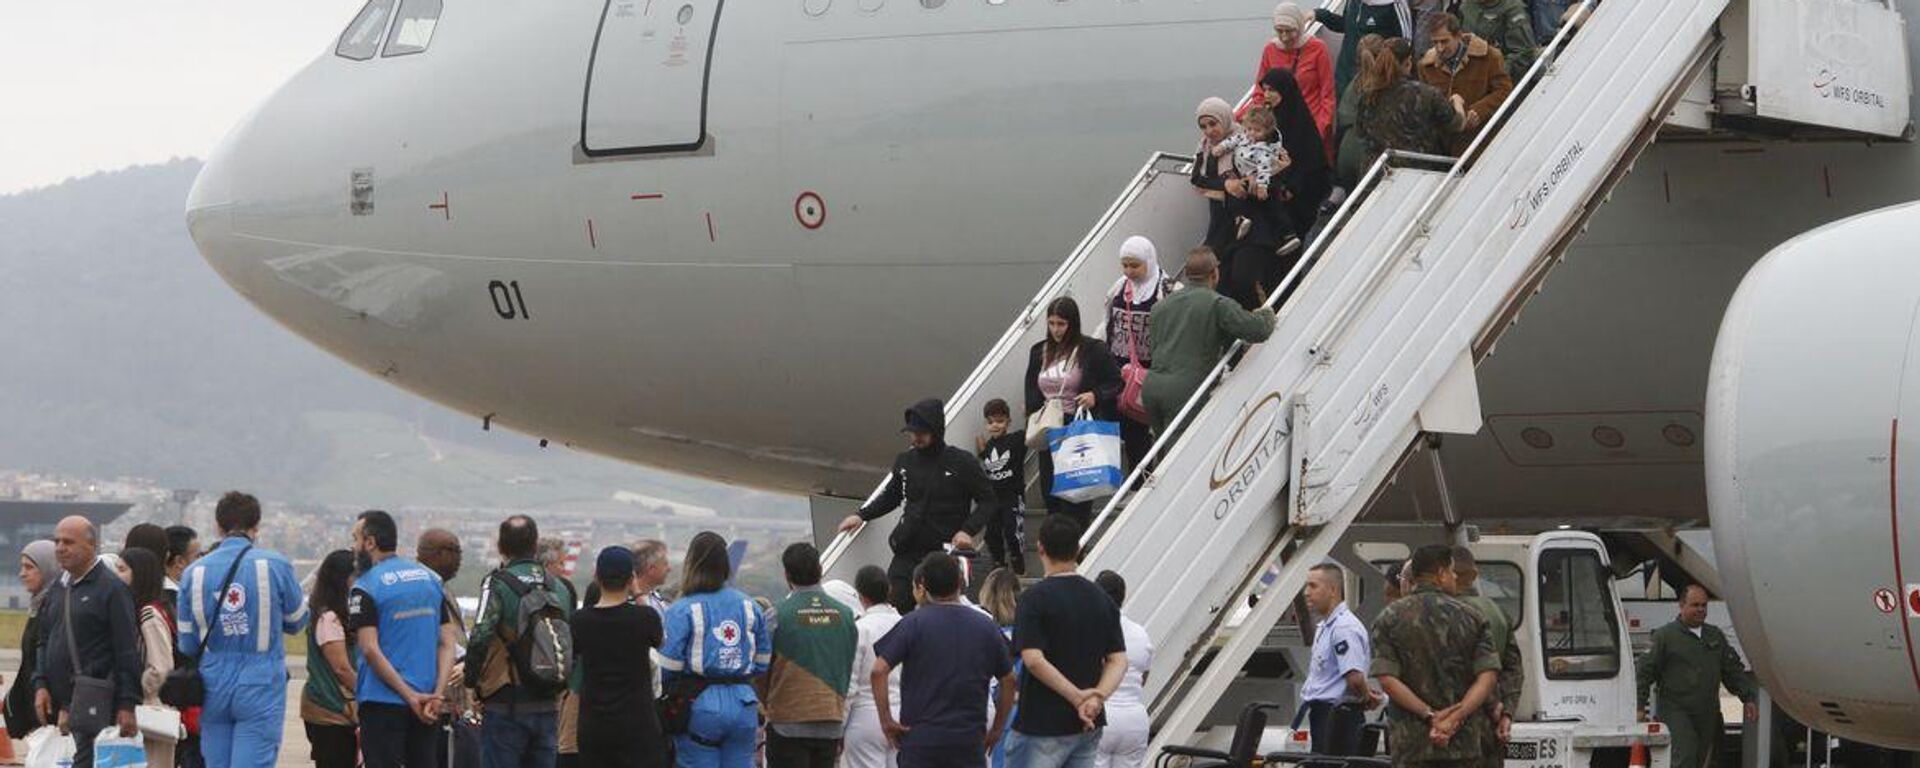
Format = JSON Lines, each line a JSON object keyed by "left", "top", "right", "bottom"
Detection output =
{"left": 1707, "top": 202, "right": 1920, "bottom": 749}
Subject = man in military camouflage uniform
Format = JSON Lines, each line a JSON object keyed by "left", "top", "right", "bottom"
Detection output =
{"left": 1636, "top": 584, "right": 1757, "bottom": 768}
{"left": 1371, "top": 545, "right": 1500, "bottom": 768}
{"left": 1459, "top": 0, "right": 1539, "bottom": 80}
{"left": 1449, "top": 547, "right": 1521, "bottom": 768}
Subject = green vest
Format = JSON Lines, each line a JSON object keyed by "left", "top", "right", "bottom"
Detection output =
{"left": 765, "top": 588, "right": 858, "bottom": 724}
{"left": 303, "top": 614, "right": 359, "bottom": 716}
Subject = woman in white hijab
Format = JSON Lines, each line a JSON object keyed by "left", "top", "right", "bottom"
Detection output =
{"left": 1105, "top": 235, "right": 1175, "bottom": 470}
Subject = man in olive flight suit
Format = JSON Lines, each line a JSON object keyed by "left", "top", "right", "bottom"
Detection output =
{"left": 1636, "top": 584, "right": 1757, "bottom": 768}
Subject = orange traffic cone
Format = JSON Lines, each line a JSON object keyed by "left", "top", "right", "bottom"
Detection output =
{"left": 1628, "top": 740, "right": 1649, "bottom": 768}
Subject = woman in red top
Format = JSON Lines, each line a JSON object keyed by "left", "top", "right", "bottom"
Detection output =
{"left": 1246, "top": 2, "right": 1336, "bottom": 160}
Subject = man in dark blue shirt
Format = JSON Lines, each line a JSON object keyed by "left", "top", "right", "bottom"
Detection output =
{"left": 34, "top": 516, "right": 141, "bottom": 768}
{"left": 349, "top": 510, "right": 457, "bottom": 768}
{"left": 873, "top": 553, "right": 1015, "bottom": 768}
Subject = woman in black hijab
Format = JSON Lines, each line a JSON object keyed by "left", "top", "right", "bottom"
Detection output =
{"left": 1262, "top": 67, "right": 1334, "bottom": 237}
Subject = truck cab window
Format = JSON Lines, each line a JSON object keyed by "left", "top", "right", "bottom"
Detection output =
{"left": 1538, "top": 549, "right": 1622, "bottom": 679}
{"left": 383, "top": 0, "right": 444, "bottom": 57}
{"left": 336, "top": 0, "right": 397, "bottom": 61}
{"left": 1480, "top": 561, "right": 1525, "bottom": 628}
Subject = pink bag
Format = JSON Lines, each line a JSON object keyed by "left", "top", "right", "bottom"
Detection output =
{"left": 1118, "top": 285, "right": 1151, "bottom": 425}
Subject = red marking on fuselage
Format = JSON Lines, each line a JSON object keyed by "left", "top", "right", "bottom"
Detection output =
{"left": 1891, "top": 419, "right": 1920, "bottom": 694}
{"left": 630, "top": 193, "right": 665, "bottom": 201}
{"left": 587, "top": 218, "right": 598, "bottom": 249}
{"left": 1663, "top": 172, "right": 1672, "bottom": 204}
{"left": 428, "top": 191, "right": 450, "bottom": 220}
{"left": 1823, "top": 166, "right": 1833, "bottom": 199}
{"left": 705, "top": 211, "right": 716, "bottom": 242}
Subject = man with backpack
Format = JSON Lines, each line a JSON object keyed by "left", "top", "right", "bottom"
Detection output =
{"left": 350, "top": 510, "right": 460, "bottom": 768}
{"left": 465, "top": 516, "right": 576, "bottom": 768}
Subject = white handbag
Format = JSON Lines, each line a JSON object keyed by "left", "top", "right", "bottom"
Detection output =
{"left": 135, "top": 704, "right": 184, "bottom": 743}
{"left": 1026, "top": 347, "right": 1077, "bottom": 449}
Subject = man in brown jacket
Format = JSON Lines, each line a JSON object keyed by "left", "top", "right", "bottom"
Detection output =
{"left": 1418, "top": 12, "right": 1515, "bottom": 155}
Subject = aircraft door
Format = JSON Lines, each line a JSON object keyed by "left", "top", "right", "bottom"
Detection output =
{"left": 581, "top": 0, "right": 724, "bottom": 156}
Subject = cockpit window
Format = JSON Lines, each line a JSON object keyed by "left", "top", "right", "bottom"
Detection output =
{"left": 383, "top": 0, "right": 444, "bottom": 57}
{"left": 336, "top": 0, "right": 397, "bottom": 61}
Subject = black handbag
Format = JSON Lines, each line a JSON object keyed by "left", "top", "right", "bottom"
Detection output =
{"left": 61, "top": 585, "right": 115, "bottom": 735}
{"left": 159, "top": 545, "right": 251, "bottom": 708}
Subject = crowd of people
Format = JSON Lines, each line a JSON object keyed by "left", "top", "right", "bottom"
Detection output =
{"left": 0, "top": 484, "right": 1157, "bottom": 768}
{"left": 1189, "top": 0, "right": 1553, "bottom": 314}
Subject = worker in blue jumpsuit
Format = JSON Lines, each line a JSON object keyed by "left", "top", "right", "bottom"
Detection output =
{"left": 176, "top": 492, "right": 307, "bottom": 768}
{"left": 655, "top": 532, "right": 771, "bottom": 768}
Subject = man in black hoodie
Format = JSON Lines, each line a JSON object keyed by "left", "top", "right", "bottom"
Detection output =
{"left": 837, "top": 399, "right": 999, "bottom": 615}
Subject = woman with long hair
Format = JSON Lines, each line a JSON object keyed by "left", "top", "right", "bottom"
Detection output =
{"left": 978, "top": 568, "right": 1024, "bottom": 768}
{"left": 5, "top": 541, "right": 57, "bottom": 739}
{"left": 1024, "top": 296, "right": 1123, "bottom": 524}
{"left": 1355, "top": 37, "right": 1465, "bottom": 168}
{"left": 301, "top": 550, "right": 360, "bottom": 768}
{"left": 124, "top": 549, "right": 176, "bottom": 768}
{"left": 659, "top": 532, "right": 768, "bottom": 768}
{"left": 1335, "top": 35, "right": 1391, "bottom": 188}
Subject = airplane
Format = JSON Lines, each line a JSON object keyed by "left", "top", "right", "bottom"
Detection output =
{"left": 185, "top": 0, "right": 1919, "bottom": 750}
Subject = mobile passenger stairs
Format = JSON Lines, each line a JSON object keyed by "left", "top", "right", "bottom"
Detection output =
{"left": 820, "top": 0, "right": 1899, "bottom": 762}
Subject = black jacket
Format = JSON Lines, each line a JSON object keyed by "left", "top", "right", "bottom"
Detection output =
{"left": 35, "top": 563, "right": 142, "bottom": 714}
{"left": 5, "top": 613, "right": 42, "bottom": 738}
{"left": 857, "top": 399, "right": 997, "bottom": 556}
{"left": 1025, "top": 339, "right": 1124, "bottom": 423}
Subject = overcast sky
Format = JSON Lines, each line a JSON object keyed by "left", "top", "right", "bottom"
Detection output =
{"left": 0, "top": 1, "right": 364, "bottom": 195}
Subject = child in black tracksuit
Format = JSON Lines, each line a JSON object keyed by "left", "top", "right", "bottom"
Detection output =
{"left": 976, "top": 399, "right": 1028, "bottom": 575}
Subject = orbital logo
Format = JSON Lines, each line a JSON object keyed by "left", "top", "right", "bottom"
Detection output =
{"left": 1207, "top": 393, "right": 1291, "bottom": 520}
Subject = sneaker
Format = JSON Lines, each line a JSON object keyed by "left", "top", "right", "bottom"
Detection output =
{"left": 1277, "top": 236, "right": 1303, "bottom": 257}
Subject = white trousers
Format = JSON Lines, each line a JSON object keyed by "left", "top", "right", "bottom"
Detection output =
{"left": 1093, "top": 704, "right": 1150, "bottom": 768}
{"left": 841, "top": 704, "right": 898, "bottom": 768}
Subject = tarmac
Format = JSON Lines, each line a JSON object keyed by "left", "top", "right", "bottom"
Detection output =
{"left": 0, "top": 649, "right": 315, "bottom": 768}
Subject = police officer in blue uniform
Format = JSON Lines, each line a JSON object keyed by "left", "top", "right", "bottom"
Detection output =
{"left": 656, "top": 532, "right": 771, "bottom": 768}
{"left": 1297, "top": 563, "right": 1380, "bottom": 755}
{"left": 176, "top": 492, "right": 308, "bottom": 768}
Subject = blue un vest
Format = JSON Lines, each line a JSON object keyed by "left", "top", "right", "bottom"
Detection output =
{"left": 355, "top": 557, "right": 444, "bottom": 706}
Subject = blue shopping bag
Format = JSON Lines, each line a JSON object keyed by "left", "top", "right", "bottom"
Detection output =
{"left": 91, "top": 728, "right": 146, "bottom": 768}
{"left": 1048, "top": 414, "right": 1125, "bottom": 503}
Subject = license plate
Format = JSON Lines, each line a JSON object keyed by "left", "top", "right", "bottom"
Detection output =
{"left": 1506, "top": 742, "right": 1540, "bottom": 761}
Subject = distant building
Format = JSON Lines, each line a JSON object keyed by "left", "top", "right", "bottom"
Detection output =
{"left": 0, "top": 500, "right": 132, "bottom": 610}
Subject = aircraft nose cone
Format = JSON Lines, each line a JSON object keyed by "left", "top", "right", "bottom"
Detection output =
{"left": 185, "top": 120, "right": 253, "bottom": 292}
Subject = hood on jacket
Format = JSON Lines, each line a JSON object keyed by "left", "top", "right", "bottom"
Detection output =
{"left": 903, "top": 398, "right": 947, "bottom": 447}
{"left": 1420, "top": 33, "right": 1491, "bottom": 68}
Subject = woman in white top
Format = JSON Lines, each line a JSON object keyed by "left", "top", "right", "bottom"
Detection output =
{"left": 843, "top": 566, "right": 903, "bottom": 768}
{"left": 1094, "top": 571, "right": 1155, "bottom": 768}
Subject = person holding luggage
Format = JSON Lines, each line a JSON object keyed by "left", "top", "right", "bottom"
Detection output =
{"left": 1105, "top": 237, "right": 1175, "bottom": 472}
{"left": 1024, "top": 297, "right": 1123, "bottom": 525}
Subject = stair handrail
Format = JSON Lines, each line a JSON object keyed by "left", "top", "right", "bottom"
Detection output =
{"left": 1304, "top": 0, "right": 1599, "bottom": 358}
{"left": 1081, "top": 0, "right": 1600, "bottom": 547}
{"left": 819, "top": 152, "right": 1192, "bottom": 571}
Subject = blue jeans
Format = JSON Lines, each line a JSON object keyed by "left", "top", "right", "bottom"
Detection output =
{"left": 1532, "top": 0, "right": 1573, "bottom": 43}
{"left": 1005, "top": 730, "right": 1102, "bottom": 768}
{"left": 483, "top": 709, "right": 559, "bottom": 768}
